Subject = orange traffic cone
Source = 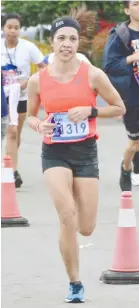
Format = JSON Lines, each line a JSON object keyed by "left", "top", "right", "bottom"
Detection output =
{"left": 100, "top": 191, "right": 139, "bottom": 284}
{"left": 1, "top": 155, "right": 29, "bottom": 227}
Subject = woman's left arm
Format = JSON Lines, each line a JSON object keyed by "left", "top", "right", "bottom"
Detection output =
{"left": 90, "top": 67, "right": 126, "bottom": 118}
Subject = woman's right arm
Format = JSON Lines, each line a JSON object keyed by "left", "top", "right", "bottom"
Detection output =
{"left": 27, "top": 74, "right": 55, "bottom": 135}
{"left": 27, "top": 73, "right": 42, "bottom": 131}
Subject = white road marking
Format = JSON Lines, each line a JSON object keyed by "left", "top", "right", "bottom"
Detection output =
{"left": 79, "top": 243, "right": 94, "bottom": 249}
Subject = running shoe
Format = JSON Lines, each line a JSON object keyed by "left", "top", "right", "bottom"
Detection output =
{"left": 131, "top": 173, "right": 139, "bottom": 186}
{"left": 14, "top": 170, "right": 23, "bottom": 188}
{"left": 65, "top": 282, "right": 85, "bottom": 303}
{"left": 119, "top": 161, "right": 132, "bottom": 191}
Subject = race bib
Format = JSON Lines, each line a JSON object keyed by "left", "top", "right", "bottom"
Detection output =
{"left": 1, "top": 64, "right": 22, "bottom": 86}
{"left": 133, "top": 63, "right": 139, "bottom": 85}
{"left": 131, "top": 39, "right": 139, "bottom": 86}
{"left": 50, "top": 112, "right": 89, "bottom": 142}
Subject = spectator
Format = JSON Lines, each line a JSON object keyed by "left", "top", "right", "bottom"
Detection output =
{"left": 1, "top": 13, "right": 45, "bottom": 187}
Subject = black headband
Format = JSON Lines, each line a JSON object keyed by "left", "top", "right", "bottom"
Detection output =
{"left": 50, "top": 16, "right": 81, "bottom": 38}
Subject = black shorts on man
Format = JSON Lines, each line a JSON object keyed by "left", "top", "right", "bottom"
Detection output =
{"left": 123, "top": 105, "right": 139, "bottom": 141}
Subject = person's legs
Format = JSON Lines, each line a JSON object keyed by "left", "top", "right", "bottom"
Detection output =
{"left": 120, "top": 106, "right": 139, "bottom": 191}
{"left": 16, "top": 101, "right": 27, "bottom": 186}
{"left": 13, "top": 111, "right": 26, "bottom": 187}
{"left": 6, "top": 124, "right": 18, "bottom": 170}
{"left": 70, "top": 163, "right": 99, "bottom": 302}
{"left": 123, "top": 139, "right": 139, "bottom": 170}
{"left": 65, "top": 141, "right": 99, "bottom": 302}
{"left": 6, "top": 100, "right": 26, "bottom": 187}
{"left": 71, "top": 138, "right": 99, "bottom": 234}
{"left": 42, "top": 139, "right": 99, "bottom": 302}
{"left": 132, "top": 151, "right": 139, "bottom": 186}
{"left": 120, "top": 139, "right": 139, "bottom": 191}
{"left": 17, "top": 112, "right": 26, "bottom": 149}
{"left": 73, "top": 177, "right": 99, "bottom": 236}
{"left": 44, "top": 167, "right": 79, "bottom": 283}
{"left": 133, "top": 152, "right": 139, "bottom": 174}
{"left": 1, "top": 116, "right": 8, "bottom": 145}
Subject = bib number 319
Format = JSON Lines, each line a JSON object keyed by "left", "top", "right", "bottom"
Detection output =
{"left": 50, "top": 112, "right": 89, "bottom": 142}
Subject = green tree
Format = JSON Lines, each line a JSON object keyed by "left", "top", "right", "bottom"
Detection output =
{"left": 85, "top": 1, "right": 126, "bottom": 22}
{"left": 2, "top": 0, "right": 126, "bottom": 27}
{"left": 2, "top": 0, "right": 82, "bottom": 27}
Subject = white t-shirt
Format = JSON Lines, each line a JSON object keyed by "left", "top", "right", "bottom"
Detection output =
{"left": 1, "top": 38, "right": 44, "bottom": 100}
{"left": 47, "top": 52, "right": 91, "bottom": 64}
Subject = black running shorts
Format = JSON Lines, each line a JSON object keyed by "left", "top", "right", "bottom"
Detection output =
{"left": 7, "top": 97, "right": 27, "bottom": 113}
{"left": 123, "top": 106, "right": 139, "bottom": 140}
{"left": 41, "top": 137, "right": 99, "bottom": 178}
{"left": 17, "top": 100, "right": 27, "bottom": 113}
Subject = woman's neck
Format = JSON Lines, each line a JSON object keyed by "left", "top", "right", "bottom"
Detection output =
{"left": 52, "top": 55, "right": 80, "bottom": 75}
{"left": 5, "top": 39, "right": 18, "bottom": 48}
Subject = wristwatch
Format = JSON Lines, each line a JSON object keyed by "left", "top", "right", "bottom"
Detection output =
{"left": 88, "top": 107, "right": 98, "bottom": 119}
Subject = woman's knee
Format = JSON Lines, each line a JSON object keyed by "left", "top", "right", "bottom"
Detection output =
{"left": 79, "top": 220, "right": 96, "bottom": 237}
{"left": 59, "top": 207, "right": 77, "bottom": 228}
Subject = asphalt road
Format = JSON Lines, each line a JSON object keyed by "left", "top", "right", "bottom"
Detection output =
{"left": 2, "top": 105, "right": 139, "bottom": 308}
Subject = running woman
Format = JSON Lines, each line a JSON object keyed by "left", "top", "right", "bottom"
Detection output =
{"left": 1, "top": 13, "right": 45, "bottom": 187}
{"left": 27, "top": 17, "right": 125, "bottom": 303}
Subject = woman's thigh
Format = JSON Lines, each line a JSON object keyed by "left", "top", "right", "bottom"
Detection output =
{"left": 44, "top": 167, "right": 76, "bottom": 225}
{"left": 73, "top": 177, "right": 99, "bottom": 235}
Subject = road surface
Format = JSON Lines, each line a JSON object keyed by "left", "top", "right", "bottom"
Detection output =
{"left": 2, "top": 106, "right": 139, "bottom": 308}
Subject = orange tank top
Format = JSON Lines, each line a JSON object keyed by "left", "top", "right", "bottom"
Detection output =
{"left": 39, "top": 62, "right": 98, "bottom": 144}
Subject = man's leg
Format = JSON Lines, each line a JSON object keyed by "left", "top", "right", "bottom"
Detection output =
{"left": 1, "top": 116, "right": 8, "bottom": 146}
{"left": 6, "top": 100, "right": 27, "bottom": 187}
{"left": 6, "top": 124, "right": 18, "bottom": 171}
{"left": 123, "top": 139, "right": 138, "bottom": 170}
{"left": 120, "top": 140, "right": 139, "bottom": 191}
{"left": 14, "top": 101, "right": 27, "bottom": 187}
{"left": 133, "top": 152, "right": 139, "bottom": 174}
{"left": 120, "top": 106, "right": 139, "bottom": 191}
{"left": 132, "top": 151, "right": 139, "bottom": 186}
{"left": 17, "top": 112, "right": 26, "bottom": 149}
{"left": 11, "top": 111, "right": 26, "bottom": 188}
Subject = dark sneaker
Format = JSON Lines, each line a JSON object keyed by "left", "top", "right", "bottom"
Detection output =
{"left": 65, "top": 282, "right": 85, "bottom": 303}
{"left": 14, "top": 171, "right": 23, "bottom": 188}
{"left": 119, "top": 162, "right": 132, "bottom": 191}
